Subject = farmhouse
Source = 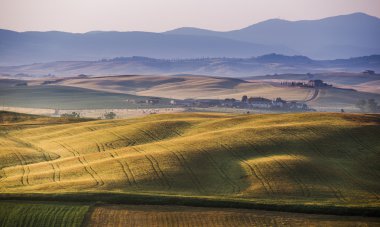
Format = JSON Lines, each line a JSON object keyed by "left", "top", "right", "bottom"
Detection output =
{"left": 288, "top": 101, "right": 308, "bottom": 110}
{"left": 272, "top": 97, "right": 286, "bottom": 108}
{"left": 249, "top": 97, "right": 272, "bottom": 108}
{"left": 174, "top": 99, "right": 196, "bottom": 107}
{"left": 194, "top": 99, "right": 221, "bottom": 107}
{"left": 307, "top": 79, "right": 331, "bottom": 87}
{"left": 363, "top": 70, "right": 375, "bottom": 75}
{"left": 146, "top": 97, "right": 161, "bottom": 104}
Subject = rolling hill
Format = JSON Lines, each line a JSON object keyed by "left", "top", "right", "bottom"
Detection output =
{"left": 0, "top": 84, "right": 173, "bottom": 109}
{"left": 0, "top": 111, "right": 379, "bottom": 211}
{"left": 1, "top": 74, "right": 379, "bottom": 112}
{"left": 51, "top": 74, "right": 380, "bottom": 111}
{"left": 251, "top": 72, "right": 380, "bottom": 94}
{"left": 1, "top": 54, "right": 379, "bottom": 77}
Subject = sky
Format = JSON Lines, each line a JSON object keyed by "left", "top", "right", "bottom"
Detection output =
{"left": 0, "top": 0, "right": 379, "bottom": 33}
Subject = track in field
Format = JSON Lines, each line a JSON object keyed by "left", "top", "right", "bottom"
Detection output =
{"left": 1, "top": 112, "right": 379, "bottom": 208}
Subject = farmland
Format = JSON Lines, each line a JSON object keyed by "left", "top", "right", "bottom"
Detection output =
{"left": 0, "top": 201, "right": 88, "bottom": 227}
{"left": 0, "top": 111, "right": 380, "bottom": 225}
{"left": 1, "top": 202, "right": 379, "bottom": 227}
{"left": 0, "top": 111, "right": 379, "bottom": 207}
{"left": 54, "top": 74, "right": 380, "bottom": 111}
{"left": 88, "top": 204, "right": 380, "bottom": 227}
{"left": 1, "top": 75, "right": 380, "bottom": 113}
{"left": 0, "top": 85, "right": 173, "bottom": 109}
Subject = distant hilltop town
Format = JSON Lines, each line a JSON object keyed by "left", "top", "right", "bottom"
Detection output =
{"left": 281, "top": 79, "right": 332, "bottom": 88}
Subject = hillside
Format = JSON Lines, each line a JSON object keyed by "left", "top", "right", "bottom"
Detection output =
{"left": 1, "top": 54, "right": 379, "bottom": 77}
{"left": 0, "top": 112, "right": 379, "bottom": 210}
{"left": 0, "top": 84, "right": 173, "bottom": 109}
{"left": 1, "top": 74, "right": 379, "bottom": 112}
{"left": 53, "top": 74, "right": 380, "bottom": 111}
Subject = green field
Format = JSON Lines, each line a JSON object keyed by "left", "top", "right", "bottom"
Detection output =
{"left": 0, "top": 201, "right": 88, "bottom": 227}
{"left": 0, "top": 85, "right": 172, "bottom": 109}
{"left": 1, "top": 202, "right": 378, "bottom": 227}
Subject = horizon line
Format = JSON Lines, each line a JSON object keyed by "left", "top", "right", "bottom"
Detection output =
{"left": 0, "top": 12, "right": 377, "bottom": 34}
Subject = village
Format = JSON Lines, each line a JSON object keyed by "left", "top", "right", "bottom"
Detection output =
{"left": 169, "top": 96, "right": 313, "bottom": 111}
{"left": 280, "top": 79, "right": 332, "bottom": 88}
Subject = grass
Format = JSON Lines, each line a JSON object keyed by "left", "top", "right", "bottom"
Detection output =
{"left": 309, "top": 87, "right": 380, "bottom": 110}
{"left": 88, "top": 204, "right": 380, "bottom": 227}
{"left": 57, "top": 74, "right": 380, "bottom": 111}
{"left": 0, "top": 111, "right": 379, "bottom": 216}
{"left": 0, "top": 85, "right": 173, "bottom": 109}
{"left": 59, "top": 74, "right": 313, "bottom": 101}
{"left": 0, "top": 201, "right": 89, "bottom": 227}
{"left": 1, "top": 201, "right": 378, "bottom": 227}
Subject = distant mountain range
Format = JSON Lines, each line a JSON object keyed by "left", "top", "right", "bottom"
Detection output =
{"left": 1, "top": 54, "right": 379, "bottom": 77}
{"left": 0, "top": 13, "right": 379, "bottom": 66}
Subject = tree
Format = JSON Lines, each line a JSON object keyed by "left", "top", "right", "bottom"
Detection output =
{"left": 104, "top": 112, "right": 116, "bottom": 119}
{"left": 241, "top": 95, "right": 248, "bottom": 103}
{"left": 61, "top": 112, "right": 80, "bottom": 118}
{"left": 247, "top": 97, "right": 255, "bottom": 104}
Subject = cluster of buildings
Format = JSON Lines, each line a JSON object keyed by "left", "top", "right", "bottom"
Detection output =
{"left": 281, "top": 79, "right": 332, "bottom": 88}
{"left": 124, "top": 95, "right": 312, "bottom": 112}
{"left": 170, "top": 96, "right": 312, "bottom": 111}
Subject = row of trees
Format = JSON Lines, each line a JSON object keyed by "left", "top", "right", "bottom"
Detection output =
{"left": 61, "top": 111, "right": 117, "bottom": 119}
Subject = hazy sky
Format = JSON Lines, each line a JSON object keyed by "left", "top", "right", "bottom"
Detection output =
{"left": 1, "top": 0, "right": 379, "bottom": 33}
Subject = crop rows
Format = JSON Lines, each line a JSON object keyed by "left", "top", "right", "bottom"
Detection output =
{"left": 87, "top": 205, "right": 380, "bottom": 227}
{"left": 0, "top": 202, "right": 88, "bottom": 227}
{"left": 0, "top": 112, "right": 379, "bottom": 207}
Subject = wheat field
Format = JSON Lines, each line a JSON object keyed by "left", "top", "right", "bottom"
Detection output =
{"left": 0, "top": 111, "right": 379, "bottom": 210}
{"left": 88, "top": 205, "right": 380, "bottom": 227}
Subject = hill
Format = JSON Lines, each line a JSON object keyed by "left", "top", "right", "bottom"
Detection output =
{"left": 0, "top": 84, "right": 173, "bottom": 109}
{"left": 51, "top": 74, "right": 380, "bottom": 112}
{"left": 1, "top": 54, "right": 380, "bottom": 78}
{"left": 1, "top": 74, "right": 379, "bottom": 112}
{"left": 251, "top": 72, "right": 380, "bottom": 94}
{"left": 1, "top": 13, "right": 379, "bottom": 65}
{"left": 0, "top": 112, "right": 379, "bottom": 211}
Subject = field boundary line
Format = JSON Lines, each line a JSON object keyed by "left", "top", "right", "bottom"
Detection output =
{"left": 0, "top": 193, "right": 379, "bottom": 217}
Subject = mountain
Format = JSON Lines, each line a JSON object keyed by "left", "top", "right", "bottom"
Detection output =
{"left": 0, "top": 29, "right": 291, "bottom": 66}
{"left": 0, "top": 13, "right": 379, "bottom": 65}
{"left": 166, "top": 13, "right": 380, "bottom": 59}
{"left": 1, "top": 54, "right": 379, "bottom": 77}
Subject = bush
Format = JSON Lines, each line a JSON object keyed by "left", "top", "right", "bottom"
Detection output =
{"left": 61, "top": 112, "right": 80, "bottom": 118}
{"left": 104, "top": 112, "right": 116, "bottom": 119}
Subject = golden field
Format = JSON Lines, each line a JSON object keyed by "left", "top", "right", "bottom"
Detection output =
{"left": 87, "top": 204, "right": 380, "bottom": 227}
{"left": 0, "top": 111, "right": 379, "bottom": 209}
{"left": 1, "top": 111, "right": 380, "bottom": 226}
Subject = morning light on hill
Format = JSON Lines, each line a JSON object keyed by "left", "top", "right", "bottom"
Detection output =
{"left": 0, "top": 0, "right": 379, "bottom": 226}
